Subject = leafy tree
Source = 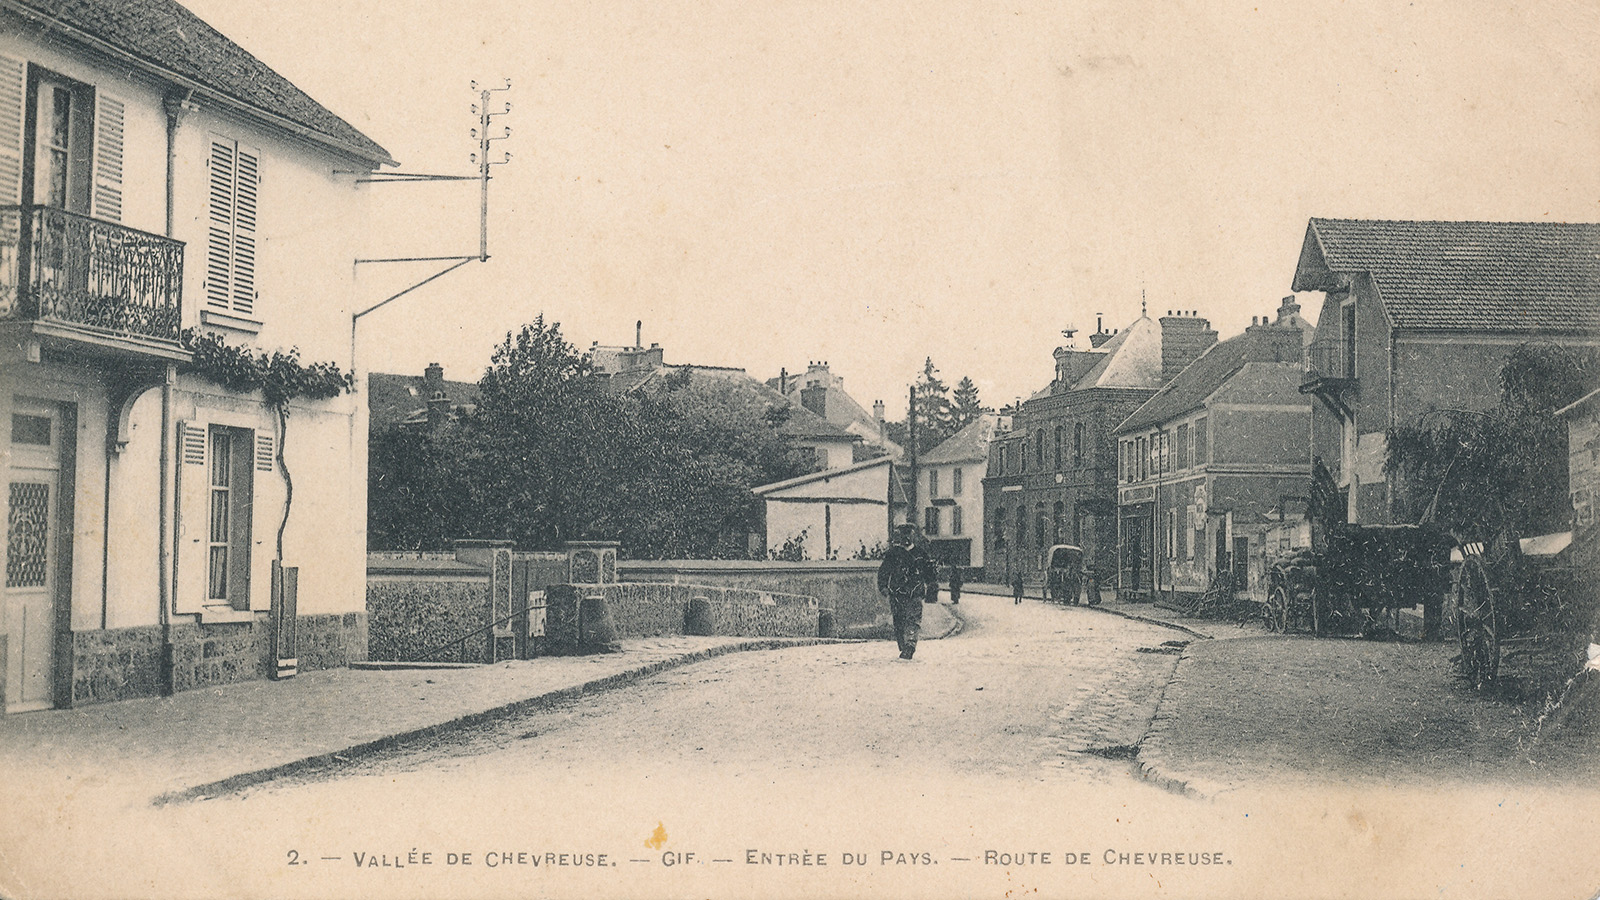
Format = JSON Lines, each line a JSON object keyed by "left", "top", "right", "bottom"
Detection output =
{"left": 1386, "top": 343, "right": 1600, "bottom": 536}
{"left": 368, "top": 315, "right": 812, "bottom": 558}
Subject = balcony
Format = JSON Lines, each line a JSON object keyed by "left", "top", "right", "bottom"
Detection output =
{"left": 1300, "top": 337, "right": 1356, "bottom": 414}
{"left": 0, "top": 205, "right": 187, "bottom": 361}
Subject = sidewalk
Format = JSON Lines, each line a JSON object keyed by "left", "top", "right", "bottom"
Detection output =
{"left": 0, "top": 601, "right": 962, "bottom": 806}
{"left": 960, "top": 581, "right": 1268, "bottom": 639}
{"left": 1136, "top": 635, "right": 1600, "bottom": 798}
{"left": 0, "top": 636, "right": 814, "bottom": 805}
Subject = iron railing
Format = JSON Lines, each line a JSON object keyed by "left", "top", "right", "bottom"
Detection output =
{"left": 0, "top": 205, "right": 184, "bottom": 345}
{"left": 1305, "top": 337, "right": 1353, "bottom": 382}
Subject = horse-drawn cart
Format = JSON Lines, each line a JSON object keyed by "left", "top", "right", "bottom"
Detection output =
{"left": 1452, "top": 526, "right": 1593, "bottom": 690}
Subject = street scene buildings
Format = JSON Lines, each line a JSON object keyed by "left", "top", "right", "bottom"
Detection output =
{"left": 0, "top": 0, "right": 383, "bottom": 713}
{"left": 0, "top": 2, "right": 1597, "bottom": 899}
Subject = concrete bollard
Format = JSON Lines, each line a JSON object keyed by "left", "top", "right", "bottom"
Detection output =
{"left": 685, "top": 596, "right": 716, "bottom": 636}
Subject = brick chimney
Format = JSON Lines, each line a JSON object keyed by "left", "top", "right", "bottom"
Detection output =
{"left": 800, "top": 383, "right": 828, "bottom": 418}
{"left": 1244, "top": 297, "right": 1310, "bottom": 364}
{"left": 1160, "top": 311, "right": 1218, "bottom": 384}
{"left": 1089, "top": 313, "right": 1112, "bottom": 348}
{"left": 873, "top": 399, "right": 885, "bottom": 424}
{"left": 423, "top": 362, "right": 450, "bottom": 428}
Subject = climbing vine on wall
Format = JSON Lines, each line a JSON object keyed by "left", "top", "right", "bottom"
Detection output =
{"left": 179, "top": 329, "right": 354, "bottom": 561}
{"left": 179, "top": 329, "right": 353, "bottom": 403}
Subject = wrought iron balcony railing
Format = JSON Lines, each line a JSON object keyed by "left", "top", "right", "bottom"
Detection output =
{"left": 0, "top": 205, "right": 184, "bottom": 350}
{"left": 1305, "top": 337, "right": 1354, "bottom": 383}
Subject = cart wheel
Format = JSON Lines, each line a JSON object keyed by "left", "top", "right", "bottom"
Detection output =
{"left": 1456, "top": 555, "right": 1500, "bottom": 689}
{"left": 1265, "top": 584, "right": 1289, "bottom": 633}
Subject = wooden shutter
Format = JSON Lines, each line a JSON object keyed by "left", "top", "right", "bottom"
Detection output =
{"left": 231, "top": 144, "right": 258, "bottom": 315}
{"left": 205, "top": 136, "right": 235, "bottom": 310}
{"left": 175, "top": 421, "right": 209, "bottom": 614}
{"left": 0, "top": 55, "right": 23, "bottom": 207}
{"left": 91, "top": 94, "right": 124, "bottom": 222}
{"left": 254, "top": 431, "right": 274, "bottom": 471}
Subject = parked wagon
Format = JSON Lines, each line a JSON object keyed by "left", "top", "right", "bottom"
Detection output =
{"left": 1452, "top": 525, "right": 1595, "bottom": 690}
{"left": 1264, "top": 524, "right": 1454, "bottom": 636}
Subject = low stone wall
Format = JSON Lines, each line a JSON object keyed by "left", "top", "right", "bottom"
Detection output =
{"left": 618, "top": 560, "right": 885, "bottom": 632}
{"left": 69, "top": 612, "right": 368, "bottom": 706}
{"left": 541, "top": 582, "right": 820, "bottom": 653}
{"left": 367, "top": 574, "right": 490, "bottom": 662}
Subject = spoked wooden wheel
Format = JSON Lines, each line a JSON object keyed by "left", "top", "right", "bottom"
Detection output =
{"left": 1455, "top": 554, "right": 1500, "bottom": 689}
{"left": 1264, "top": 584, "right": 1290, "bottom": 633}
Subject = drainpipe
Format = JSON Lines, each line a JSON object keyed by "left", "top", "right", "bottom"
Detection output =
{"left": 157, "top": 89, "right": 193, "bottom": 693}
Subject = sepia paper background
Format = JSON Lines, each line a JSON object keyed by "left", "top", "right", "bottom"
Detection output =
{"left": 12, "top": 0, "right": 1600, "bottom": 897}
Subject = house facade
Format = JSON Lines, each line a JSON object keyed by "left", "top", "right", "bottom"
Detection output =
{"left": 912, "top": 413, "right": 1004, "bottom": 569}
{"left": 1, "top": 0, "right": 390, "bottom": 711}
{"left": 1294, "top": 219, "right": 1600, "bottom": 527}
{"left": 982, "top": 312, "right": 1217, "bottom": 582}
{"left": 753, "top": 456, "right": 909, "bottom": 560}
{"left": 1113, "top": 297, "right": 1314, "bottom": 603}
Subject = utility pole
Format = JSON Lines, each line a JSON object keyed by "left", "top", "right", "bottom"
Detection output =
{"left": 907, "top": 383, "right": 919, "bottom": 529}
{"left": 350, "top": 80, "right": 512, "bottom": 366}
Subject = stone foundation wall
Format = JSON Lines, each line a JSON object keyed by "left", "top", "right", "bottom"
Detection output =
{"left": 64, "top": 612, "right": 369, "bottom": 708}
{"left": 168, "top": 619, "right": 273, "bottom": 693}
{"left": 71, "top": 625, "right": 164, "bottom": 705}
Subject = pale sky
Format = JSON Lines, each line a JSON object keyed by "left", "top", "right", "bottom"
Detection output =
{"left": 185, "top": 0, "right": 1599, "bottom": 417}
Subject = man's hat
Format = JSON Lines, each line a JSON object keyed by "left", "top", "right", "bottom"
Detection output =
{"left": 893, "top": 524, "right": 917, "bottom": 541}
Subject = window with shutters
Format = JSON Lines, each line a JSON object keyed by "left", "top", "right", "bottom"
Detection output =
{"left": 206, "top": 135, "right": 260, "bottom": 317}
{"left": 21, "top": 66, "right": 96, "bottom": 214}
{"left": 205, "top": 425, "right": 255, "bottom": 610}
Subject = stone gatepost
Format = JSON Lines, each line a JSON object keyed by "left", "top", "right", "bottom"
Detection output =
{"left": 564, "top": 541, "right": 620, "bottom": 585}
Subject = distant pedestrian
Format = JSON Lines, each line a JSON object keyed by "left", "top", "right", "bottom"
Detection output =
{"left": 948, "top": 565, "right": 963, "bottom": 605}
{"left": 1012, "top": 571, "right": 1025, "bottom": 604}
{"left": 878, "top": 524, "right": 936, "bottom": 659}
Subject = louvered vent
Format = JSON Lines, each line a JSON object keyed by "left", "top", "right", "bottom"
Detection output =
{"left": 180, "top": 422, "right": 207, "bottom": 466}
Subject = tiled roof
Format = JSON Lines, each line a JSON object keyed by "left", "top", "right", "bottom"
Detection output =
{"left": 368, "top": 371, "right": 480, "bottom": 429}
{"left": 10, "top": 0, "right": 393, "bottom": 164}
{"left": 1293, "top": 218, "right": 1600, "bottom": 333}
{"left": 1115, "top": 321, "right": 1309, "bottom": 434}
{"left": 921, "top": 413, "right": 1000, "bottom": 464}
{"left": 632, "top": 366, "right": 859, "bottom": 442}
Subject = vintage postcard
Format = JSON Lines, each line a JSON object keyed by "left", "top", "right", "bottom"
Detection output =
{"left": 0, "top": 0, "right": 1596, "bottom": 898}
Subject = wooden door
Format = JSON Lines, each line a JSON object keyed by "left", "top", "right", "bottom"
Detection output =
{"left": 6, "top": 401, "right": 63, "bottom": 712}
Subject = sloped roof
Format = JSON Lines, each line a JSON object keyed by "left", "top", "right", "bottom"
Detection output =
{"left": 1292, "top": 218, "right": 1600, "bottom": 333}
{"left": 632, "top": 366, "right": 858, "bottom": 443}
{"left": 922, "top": 413, "right": 1000, "bottom": 464}
{"left": 1115, "top": 322, "right": 1310, "bottom": 434}
{"left": 368, "top": 371, "right": 480, "bottom": 429}
{"left": 9, "top": 0, "right": 393, "bottom": 164}
{"left": 1072, "top": 315, "right": 1163, "bottom": 390}
{"left": 751, "top": 455, "right": 891, "bottom": 496}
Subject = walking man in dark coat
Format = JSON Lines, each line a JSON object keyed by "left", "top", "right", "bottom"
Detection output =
{"left": 878, "top": 524, "right": 937, "bottom": 659}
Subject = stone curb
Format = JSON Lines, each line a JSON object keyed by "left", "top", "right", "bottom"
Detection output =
{"left": 1128, "top": 647, "right": 1237, "bottom": 801}
{"left": 1130, "top": 647, "right": 1206, "bottom": 799}
{"left": 151, "top": 637, "right": 847, "bottom": 807}
{"left": 1079, "top": 604, "right": 1214, "bottom": 640}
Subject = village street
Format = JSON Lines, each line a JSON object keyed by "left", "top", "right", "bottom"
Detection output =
{"left": 2, "top": 595, "right": 1600, "bottom": 898}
